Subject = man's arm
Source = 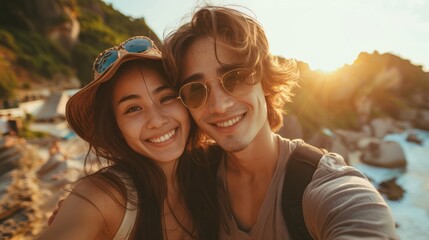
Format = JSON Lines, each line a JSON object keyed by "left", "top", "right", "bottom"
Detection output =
{"left": 303, "top": 153, "right": 399, "bottom": 239}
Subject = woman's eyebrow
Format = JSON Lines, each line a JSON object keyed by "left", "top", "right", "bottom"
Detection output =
{"left": 153, "top": 85, "right": 172, "bottom": 94}
{"left": 116, "top": 85, "right": 172, "bottom": 106}
{"left": 117, "top": 94, "right": 140, "bottom": 106}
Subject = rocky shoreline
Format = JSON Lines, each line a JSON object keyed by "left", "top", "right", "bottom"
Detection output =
{"left": 280, "top": 115, "right": 422, "bottom": 200}
{"left": 1, "top": 138, "right": 45, "bottom": 239}
{"left": 0, "top": 136, "right": 84, "bottom": 239}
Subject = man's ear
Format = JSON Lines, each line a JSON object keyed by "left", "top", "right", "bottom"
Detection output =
{"left": 264, "top": 90, "right": 270, "bottom": 96}
{"left": 263, "top": 86, "right": 270, "bottom": 96}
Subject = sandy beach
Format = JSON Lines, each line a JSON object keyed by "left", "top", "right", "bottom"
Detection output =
{"left": 0, "top": 136, "right": 86, "bottom": 239}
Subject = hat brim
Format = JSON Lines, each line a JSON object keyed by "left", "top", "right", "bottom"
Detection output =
{"left": 66, "top": 52, "right": 162, "bottom": 142}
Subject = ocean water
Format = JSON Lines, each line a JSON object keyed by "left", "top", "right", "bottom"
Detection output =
{"left": 352, "top": 129, "right": 429, "bottom": 239}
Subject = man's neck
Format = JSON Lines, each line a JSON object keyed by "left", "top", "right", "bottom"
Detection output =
{"left": 226, "top": 130, "right": 279, "bottom": 177}
{"left": 223, "top": 129, "right": 280, "bottom": 231}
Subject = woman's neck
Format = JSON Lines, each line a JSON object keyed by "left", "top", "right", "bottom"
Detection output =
{"left": 160, "top": 158, "right": 193, "bottom": 240}
{"left": 157, "top": 158, "right": 179, "bottom": 193}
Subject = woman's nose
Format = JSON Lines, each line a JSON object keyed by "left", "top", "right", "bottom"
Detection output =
{"left": 146, "top": 108, "right": 169, "bottom": 129}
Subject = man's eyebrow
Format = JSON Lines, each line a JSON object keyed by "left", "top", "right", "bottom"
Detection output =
{"left": 182, "top": 73, "right": 204, "bottom": 84}
{"left": 218, "top": 65, "right": 240, "bottom": 75}
{"left": 181, "top": 65, "right": 239, "bottom": 84}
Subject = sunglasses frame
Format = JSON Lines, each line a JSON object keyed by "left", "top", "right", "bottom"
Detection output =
{"left": 92, "top": 36, "right": 160, "bottom": 80}
{"left": 177, "top": 68, "right": 256, "bottom": 110}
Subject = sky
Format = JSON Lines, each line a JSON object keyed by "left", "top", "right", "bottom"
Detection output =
{"left": 103, "top": 0, "right": 429, "bottom": 72}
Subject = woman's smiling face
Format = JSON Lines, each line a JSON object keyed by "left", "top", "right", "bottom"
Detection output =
{"left": 112, "top": 62, "right": 190, "bottom": 164}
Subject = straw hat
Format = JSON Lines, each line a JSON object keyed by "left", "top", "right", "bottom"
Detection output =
{"left": 66, "top": 36, "right": 162, "bottom": 142}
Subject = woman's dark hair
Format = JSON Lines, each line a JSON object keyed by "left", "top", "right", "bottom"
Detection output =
{"left": 83, "top": 59, "right": 219, "bottom": 239}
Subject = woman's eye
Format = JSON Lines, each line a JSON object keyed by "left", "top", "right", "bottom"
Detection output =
{"left": 125, "top": 106, "right": 141, "bottom": 114}
{"left": 160, "top": 94, "right": 178, "bottom": 104}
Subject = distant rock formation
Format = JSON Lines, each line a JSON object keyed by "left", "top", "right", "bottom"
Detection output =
{"left": 2, "top": 0, "right": 80, "bottom": 48}
{"left": 47, "top": 6, "right": 80, "bottom": 48}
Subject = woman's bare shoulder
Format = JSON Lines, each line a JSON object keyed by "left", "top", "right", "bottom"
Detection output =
{"left": 37, "top": 174, "right": 127, "bottom": 240}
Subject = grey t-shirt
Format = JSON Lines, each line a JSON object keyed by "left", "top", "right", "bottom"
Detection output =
{"left": 217, "top": 136, "right": 398, "bottom": 239}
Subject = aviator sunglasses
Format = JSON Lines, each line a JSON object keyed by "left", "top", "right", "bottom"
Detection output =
{"left": 177, "top": 68, "right": 257, "bottom": 110}
{"left": 92, "top": 36, "right": 160, "bottom": 79}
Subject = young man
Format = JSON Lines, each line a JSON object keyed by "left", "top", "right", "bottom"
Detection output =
{"left": 162, "top": 6, "right": 398, "bottom": 239}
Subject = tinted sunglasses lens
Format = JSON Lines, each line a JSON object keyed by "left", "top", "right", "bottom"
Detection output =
{"left": 94, "top": 49, "right": 119, "bottom": 74}
{"left": 180, "top": 83, "right": 207, "bottom": 109}
{"left": 123, "top": 38, "right": 152, "bottom": 53}
{"left": 223, "top": 69, "right": 254, "bottom": 96}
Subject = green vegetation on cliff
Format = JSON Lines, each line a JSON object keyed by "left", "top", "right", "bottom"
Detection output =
{"left": 0, "top": 0, "right": 160, "bottom": 96}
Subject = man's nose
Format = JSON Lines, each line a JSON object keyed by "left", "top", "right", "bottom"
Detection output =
{"left": 206, "top": 81, "right": 234, "bottom": 114}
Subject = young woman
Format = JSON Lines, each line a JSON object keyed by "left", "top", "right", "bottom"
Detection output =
{"left": 37, "top": 36, "right": 219, "bottom": 240}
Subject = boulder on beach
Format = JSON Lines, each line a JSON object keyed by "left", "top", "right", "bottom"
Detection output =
{"left": 307, "top": 130, "right": 350, "bottom": 164}
{"left": 378, "top": 177, "right": 405, "bottom": 201}
{"left": 360, "top": 140, "right": 407, "bottom": 168}
{"left": 406, "top": 133, "right": 423, "bottom": 145}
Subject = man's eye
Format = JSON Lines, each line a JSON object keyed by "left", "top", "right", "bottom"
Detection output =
{"left": 125, "top": 106, "right": 141, "bottom": 113}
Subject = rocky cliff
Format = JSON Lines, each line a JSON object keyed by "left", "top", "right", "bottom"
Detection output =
{"left": 288, "top": 52, "right": 429, "bottom": 137}
{"left": 0, "top": 0, "right": 159, "bottom": 96}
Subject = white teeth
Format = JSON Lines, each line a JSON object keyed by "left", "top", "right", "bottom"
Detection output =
{"left": 216, "top": 115, "right": 243, "bottom": 128}
{"left": 148, "top": 129, "right": 176, "bottom": 143}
